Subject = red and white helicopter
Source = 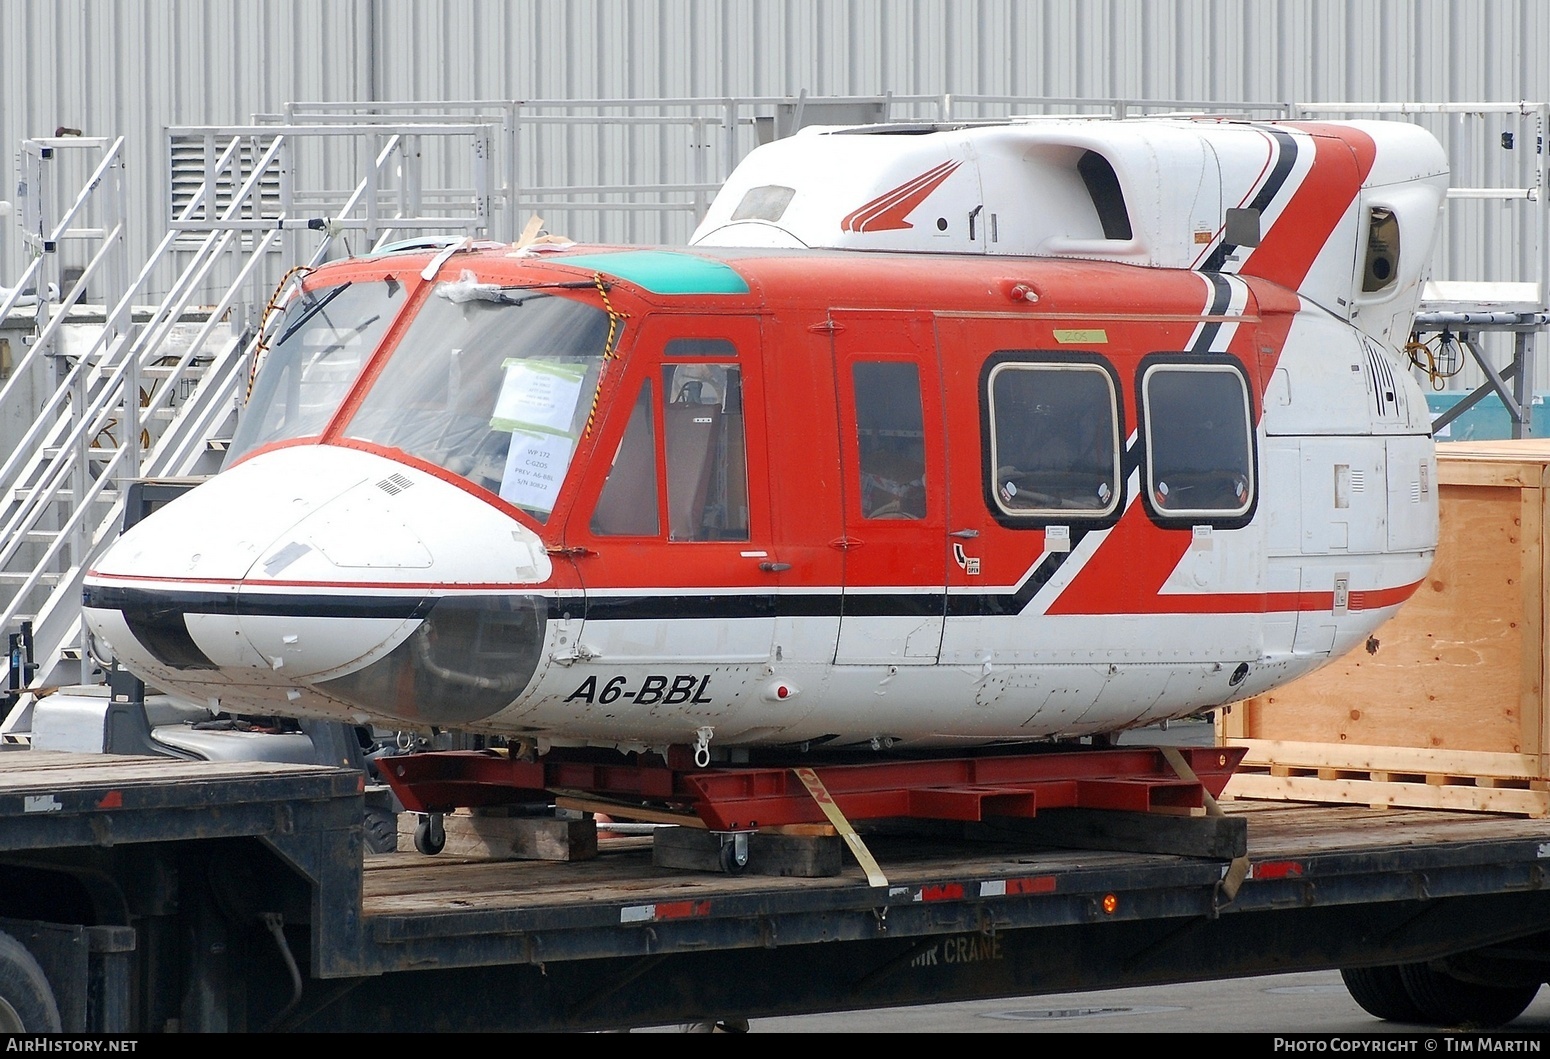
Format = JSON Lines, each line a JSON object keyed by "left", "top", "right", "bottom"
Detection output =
{"left": 82, "top": 115, "right": 1448, "bottom": 770}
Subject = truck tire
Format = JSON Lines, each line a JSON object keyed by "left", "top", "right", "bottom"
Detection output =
{"left": 0, "top": 931, "right": 62, "bottom": 1033}
{"left": 1398, "top": 961, "right": 1541, "bottom": 1028}
{"left": 363, "top": 807, "right": 399, "bottom": 854}
{"left": 1341, "top": 965, "right": 1427, "bottom": 1023}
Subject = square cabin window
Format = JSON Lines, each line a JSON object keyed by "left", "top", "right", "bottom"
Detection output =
{"left": 1142, "top": 363, "right": 1255, "bottom": 519}
{"left": 988, "top": 362, "right": 1120, "bottom": 518}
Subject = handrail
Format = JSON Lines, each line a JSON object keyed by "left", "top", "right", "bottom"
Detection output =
{"left": 2, "top": 119, "right": 500, "bottom": 689}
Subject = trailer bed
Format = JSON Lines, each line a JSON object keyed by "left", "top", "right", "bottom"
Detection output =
{"left": 4, "top": 749, "right": 1550, "bottom": 1031}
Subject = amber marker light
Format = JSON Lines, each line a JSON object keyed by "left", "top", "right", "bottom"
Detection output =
{"left": 1102, "top": 893, "right": 1119, "bottom": 915}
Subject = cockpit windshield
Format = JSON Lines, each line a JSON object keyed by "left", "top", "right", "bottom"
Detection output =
{"left": 226, "top": 278, "right": 406, "bottom": 464}
{"left": 342, "top": 276, "right": 615, "bottom": 522}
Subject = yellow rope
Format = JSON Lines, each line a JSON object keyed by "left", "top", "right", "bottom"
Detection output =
{"left": 246, "top": 265, "right": 313, "bottom": 404}
{"left": 584, "top": 272, "right": 627, "bottom": 437}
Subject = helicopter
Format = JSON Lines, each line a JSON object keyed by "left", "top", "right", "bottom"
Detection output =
{"left": 81, "top": 114, "right": 1448, "bottom": 765}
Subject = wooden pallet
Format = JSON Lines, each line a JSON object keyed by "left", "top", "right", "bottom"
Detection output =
{"left": 1224, "top": 739, "right": 1550, "bottom": 817}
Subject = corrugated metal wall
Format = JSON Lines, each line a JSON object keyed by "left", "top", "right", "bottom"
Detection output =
{"left": 3, "top": 1, "right": 1548, "bottom": 312}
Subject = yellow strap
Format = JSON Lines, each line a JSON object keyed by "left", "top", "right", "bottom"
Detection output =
{"left": 1160, "top": 746, "right": 1249, "bottom": 902}
{"left": 792, "top": 768, "right": 889, "bottom": 888}
{"left": 1159, "top": 746, "right": 1220, "bottom": 813}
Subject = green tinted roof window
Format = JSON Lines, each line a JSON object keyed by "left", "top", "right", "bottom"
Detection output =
{"left": 557, "top": 251, "right": 749, "bottom": 295}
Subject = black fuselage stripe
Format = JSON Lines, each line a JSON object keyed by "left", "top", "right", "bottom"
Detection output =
{"left": 1246, "top": 128, "right": 1300, "bottom": 214}
{"left": 87, "top": 582, "right": 1125, "bottom": 623}
{"left": 1188, "top": 274, "right": 1236, "bottom": 352}
{"left": 84, "top": 585, "right": 437, "bottom": 621}
{"left": 1200, "top": 127, "right": 1299, "bottom": 273}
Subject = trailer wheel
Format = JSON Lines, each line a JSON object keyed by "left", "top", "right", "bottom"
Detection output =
{"left": 1398, "top": 961, "right": 1541, "bottom": 1028}
{"left": 1340, "top": 965, "right": 1427, "bottom": 1023}
{"left": 0, "top": 931, "right": 61, "bottom": 1033}
{"left": 413, "top": 813, "right": 446, "bottom": 856}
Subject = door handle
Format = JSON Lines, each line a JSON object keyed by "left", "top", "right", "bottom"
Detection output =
{"left": 759, "top": 561, "right": 792, "bottom": 572}
{"left": 950, "top": 529, "right": 980, "bottom": 539}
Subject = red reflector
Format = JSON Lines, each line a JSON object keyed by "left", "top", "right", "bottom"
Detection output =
{"left": 917, "top": 883, "right": 966, "bottom": 902}
{"left": 1253, "top": 860, "right": 1305, "bottom": 880}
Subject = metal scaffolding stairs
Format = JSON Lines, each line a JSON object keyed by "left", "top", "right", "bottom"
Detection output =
{"left": 1, "top": 122, "right": 496, "bottom": 715}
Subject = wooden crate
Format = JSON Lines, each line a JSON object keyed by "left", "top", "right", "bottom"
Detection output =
{"left": 1219, "top": 439, "right": 1550, "bottom": 816}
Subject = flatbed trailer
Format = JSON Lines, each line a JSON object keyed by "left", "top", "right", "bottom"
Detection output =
{"left": 3, "top": 749, "right": 1550, "bottom": 1032}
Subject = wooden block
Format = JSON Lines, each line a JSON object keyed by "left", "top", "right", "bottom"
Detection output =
{"left": 652, "top": 825, "right": 843, "bottom": 877}
{"left": 400, "top": 812, "right": 598, "bottom": 861}
{"left": 970, "top": 808, "right": 1247, "bottom": 859}
{"left": 652, "top": 826, "right": 725, "bottom": 872}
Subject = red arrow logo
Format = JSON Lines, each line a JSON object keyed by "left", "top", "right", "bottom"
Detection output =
{"left": 841, "top": 160, "right": 962, "bottom": 232}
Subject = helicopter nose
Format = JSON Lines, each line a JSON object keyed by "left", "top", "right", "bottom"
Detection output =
{"left": 82, "top": 445, "right": 553, "bottom": 725}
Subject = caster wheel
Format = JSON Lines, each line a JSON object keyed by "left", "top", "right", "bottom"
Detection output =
{"left": 718, "top": 837, "right": 749, "bottom": 875}
{"left": 414, "top": 813, "right": 446, "bottom": 856}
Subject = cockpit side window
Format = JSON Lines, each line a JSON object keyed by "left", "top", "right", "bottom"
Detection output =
{"left": 986, "top": 358, "right": 1121, "bottom": 521}
{"left": 664, "top": 361, "right": 749, "bottom": 541}
{"left": 1141, "top": 359, "right": 1256, "bottom": 521}
{"left": 591, "top": 380, "right": 659, "bottom": 536}
{"left": 584, "top": 332, "right": 753, "bottom": 543}
{"left": 226, "top": 278, "right": 405, "bottom": 464}
{"left": 342, "top": 284, "right": 615, "bottom": 523}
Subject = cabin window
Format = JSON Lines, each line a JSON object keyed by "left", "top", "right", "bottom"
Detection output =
{"left": 1361, "top": 207, "right": 1400, "bottom": 293}
{"left": 853, "top": 362, "right": 928, "bottom": 519}
{"left": 342, "top": 286, "right": 614, "bottom": 522}
{"left": 227, "top": 279, "right": 405, "bottom": 463}
{"left": 664, "top": 362, "right": 749, "bottom": 541}
{"left": 986, "top": 361, "right": 1120, "bottom": 518}
{"left": 591, "top": 381, "right": 660, "bottom": 536}
{"left": 1142, "top": 362, "right": 1255, "bottom": 519}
